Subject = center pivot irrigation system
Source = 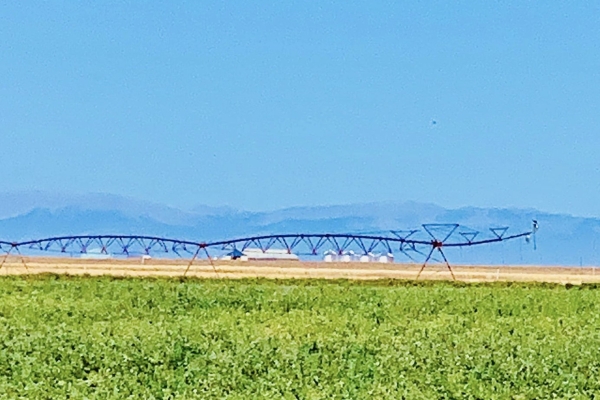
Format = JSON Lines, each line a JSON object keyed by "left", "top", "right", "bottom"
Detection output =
{"left": 0, "top": 222, "right": 537, "bottom": 280}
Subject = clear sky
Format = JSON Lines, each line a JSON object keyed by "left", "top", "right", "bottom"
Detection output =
{"left": 1, "top": 2, "right": 599, "bottom": 215}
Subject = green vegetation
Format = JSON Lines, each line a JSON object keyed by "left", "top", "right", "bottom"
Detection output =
{"left": 0, "top": 276, "right": 599, "bottom": 399}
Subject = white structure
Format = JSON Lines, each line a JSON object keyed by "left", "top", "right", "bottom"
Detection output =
{"left": 323, "top": 250, "right": 394, "bottom": 263}
{"left": 80, "top": 248, "right": 112, "bottom": 260}
{"left": 340, "top": 250, "right": 355, "bottom": 263}
{"left": 360, "top": 253, "right": 379, "bottom": 263}
{"left": 324, "top": 250, "right": 356, "bottom": 262}
{"left": 323, "top": 250, "right": 337, "bottom": 262}
{"left": 222, "top": 248, "right": 299, "bottom": 261}
{"left": 243, "top": 248, "right": 299, "bottom": 261}
{"left": 378, "top": 253, "right": 394, "bottom": 263}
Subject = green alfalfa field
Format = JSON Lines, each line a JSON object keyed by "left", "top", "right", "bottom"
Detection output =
{"left": 1, "top": 275, "right": 600, "bottom": 399}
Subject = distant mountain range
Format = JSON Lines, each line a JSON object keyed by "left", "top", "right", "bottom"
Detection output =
{"left": 0, "top": 191, "right": 598, "bottom": 267}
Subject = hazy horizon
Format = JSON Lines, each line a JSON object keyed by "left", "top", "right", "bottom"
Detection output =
{"left": 0, "top": 188, "right": 568, "bottom": 218}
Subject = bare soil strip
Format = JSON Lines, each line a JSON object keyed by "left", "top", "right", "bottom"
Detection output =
{"left": 0, "top": 256, "right": 598, "bottom": 284}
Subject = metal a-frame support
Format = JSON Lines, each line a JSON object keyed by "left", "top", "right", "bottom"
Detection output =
{"left": 183, "top": 244, "right": 219, "bottom": 278}
{"left": 0, "top": 244, "right": 29, "bottom": 273}
{"left": 415, "top": 241, "right": 455, "bottom": 281}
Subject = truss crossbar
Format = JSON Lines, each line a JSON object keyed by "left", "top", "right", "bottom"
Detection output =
{"left": 5, "top": 223, "right": 534, "bottom": 281}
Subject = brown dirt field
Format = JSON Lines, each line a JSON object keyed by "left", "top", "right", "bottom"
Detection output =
{"left": 0, "top": 256, "right": 599, "bottom": 284}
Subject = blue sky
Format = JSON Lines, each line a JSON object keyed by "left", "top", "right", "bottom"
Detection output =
{"left": 1, "top": 2, "right": 599, "bottom": 215}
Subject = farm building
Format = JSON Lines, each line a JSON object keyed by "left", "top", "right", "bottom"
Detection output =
{"left": 323, "top": 250, "right": 394, "bottom": 263}
{"left": 80, "top": 248, "right": 112, "bottom": 260}
{"left": 221, "top": 248, "right": 299, "bottom": 261}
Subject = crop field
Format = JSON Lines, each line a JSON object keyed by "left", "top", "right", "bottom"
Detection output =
{"left": 3, "top": 257, "right": 600, "bottom": 284}
{"left": 1, "top": 276, "right": 600, "bottom": 399}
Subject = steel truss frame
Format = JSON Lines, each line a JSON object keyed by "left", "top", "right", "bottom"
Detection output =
{"left": 0, "top": 223, "right": 535, "bottom": 280}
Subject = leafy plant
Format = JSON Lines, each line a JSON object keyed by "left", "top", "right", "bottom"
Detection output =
{"left": 0, "top": 275, "right": 598, "bottom": 399}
